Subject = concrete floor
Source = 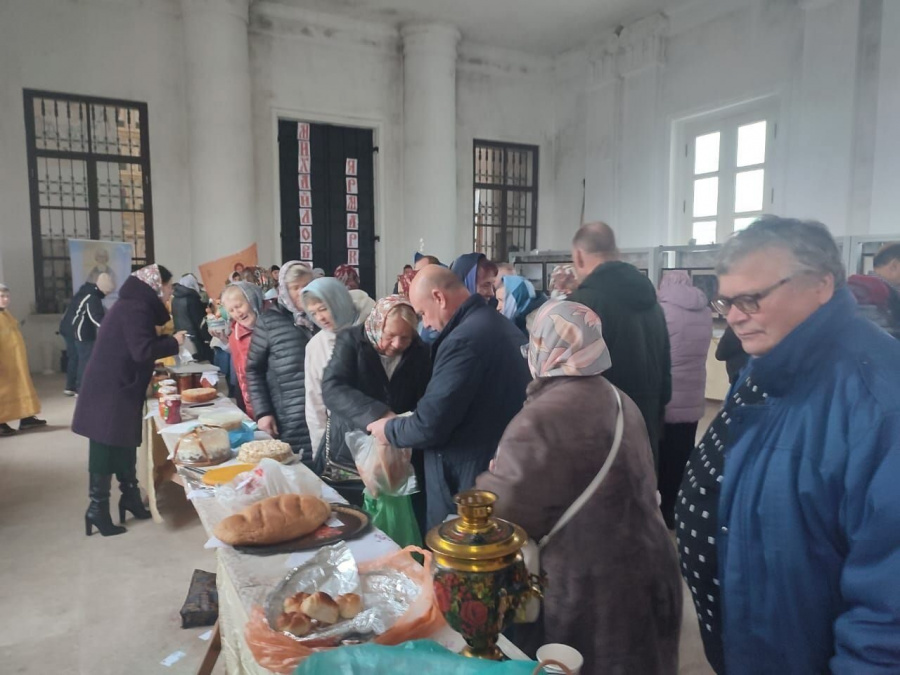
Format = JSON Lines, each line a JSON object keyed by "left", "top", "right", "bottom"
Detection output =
{"left": 0, "top": 375, "right": 715, "bottom": 675}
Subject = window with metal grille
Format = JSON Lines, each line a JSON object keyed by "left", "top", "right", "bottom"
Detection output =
{"left": 23, "top": 90, "right": 153, "bottom": 313}
{"left": 473, "top": 140, "right": 538, "bottom": 262}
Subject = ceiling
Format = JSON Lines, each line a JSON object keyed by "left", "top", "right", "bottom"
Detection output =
{"left": 261, "top": 0, "right": 673, "bottom": 55}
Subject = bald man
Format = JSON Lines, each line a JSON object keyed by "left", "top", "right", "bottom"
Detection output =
{"left": 367, "top": 266, "right": 531, "bottom": 528}
{"left": 568, "top": 222, "right": 671, "bottom": 465}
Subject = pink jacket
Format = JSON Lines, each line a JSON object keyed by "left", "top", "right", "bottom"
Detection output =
{"left": 658, "top": 272, "right": 713, "bottom": 423}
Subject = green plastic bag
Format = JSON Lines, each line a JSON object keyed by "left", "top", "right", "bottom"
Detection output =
{"left": 294, "top": 639, "right": 537, "bottom": 675}
{"left": 363, "top": 493, "right": 422, "bottom": 548}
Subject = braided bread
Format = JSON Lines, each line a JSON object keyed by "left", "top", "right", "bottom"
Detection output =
{"left": 213, "top": 494, "right": 330, "bottom": 546}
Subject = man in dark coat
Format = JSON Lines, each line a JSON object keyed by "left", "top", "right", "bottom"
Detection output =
{"left": 59, "top": 273, "right": 114, "bottom": 394}
{"left": 568, "top": 222, "right": 671, "bottom": 464}
{"left": 245, "top": 303, "right": 314, "bottom": 464}
{"left": 367, "top": 265, "right": 531, "bottom": 528}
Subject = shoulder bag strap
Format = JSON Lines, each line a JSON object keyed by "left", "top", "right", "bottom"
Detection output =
{"left": 538, "top": 385, "right": 624, "bottom": 549}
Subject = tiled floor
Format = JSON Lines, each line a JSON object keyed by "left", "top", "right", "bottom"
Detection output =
{"left": 0, "top": 375, "right": 718, "bottom": 674}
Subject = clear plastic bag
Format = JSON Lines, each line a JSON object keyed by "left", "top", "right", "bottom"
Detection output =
{"left": 345, "top": 431, "right": 417, "bottom": 498}
{"left": 214, "top": 458, "right": 321, "bottom": 513}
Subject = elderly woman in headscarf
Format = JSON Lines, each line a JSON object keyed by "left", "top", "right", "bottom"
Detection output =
{"left": 73, "top": 265, "right": 185, "bottom": 537}
{"left": 245, "top": 261, "right": 315, "bottom": 463}
{"left": 221, "top": 281, "right": 264, "bottom": 419}
{"left": 321, "top": 296, "right": 431, "bottom": 534}
{"left": 334, "top": 264, "right": 376, "bottom": 317}
{"left": 0, "top": 283, "right": 46, "bottom": 437}
{"left": 171, "top": 273, "right": 212, "bottom": 361}
{"left": 476, "top": 300, "right": 682, "bottom": 675}
{"left": 496, "top": 275, "right": 547, "bottom": 335}
{"left": 548, "top": 263, "right": 579, "bottom": 299}
{"left": 300, "top": 278, "right": 364, "bottom": 458}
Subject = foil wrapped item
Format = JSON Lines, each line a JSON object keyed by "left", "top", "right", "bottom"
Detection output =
{"left": 265, "top": 542, "right": 420, "bottom": 645}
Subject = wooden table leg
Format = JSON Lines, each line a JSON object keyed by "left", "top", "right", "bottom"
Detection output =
{"left": 196, "top": 621, "right": 221, "bottom": 675}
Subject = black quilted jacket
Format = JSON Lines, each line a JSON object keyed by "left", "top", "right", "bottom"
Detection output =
{"left": 246, "top": 304, "right": 314, "bottom": 463}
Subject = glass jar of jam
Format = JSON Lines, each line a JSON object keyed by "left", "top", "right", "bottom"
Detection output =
{"left": 160, "top": 395, "right": 182, "bottom": 424}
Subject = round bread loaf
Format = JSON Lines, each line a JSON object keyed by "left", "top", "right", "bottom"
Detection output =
{"left": 181, "top": 387, "right": 217, "bottom": 404}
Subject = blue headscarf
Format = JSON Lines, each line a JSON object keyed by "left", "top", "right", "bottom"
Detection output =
{"left": 450, "top": 253, "right": 485, "bottom": 296}
{"left": 225, "top": 281, "right": 264, "bottom": 316}
{"left": 300, "top": 277, "right": 358, "bottom": 332}
{"left": 501, "top": 275, "right": 541, "bottom": 320}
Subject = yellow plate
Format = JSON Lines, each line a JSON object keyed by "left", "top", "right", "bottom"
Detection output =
{"left": 201, "top": 463, "right": 256, "bottom": 486}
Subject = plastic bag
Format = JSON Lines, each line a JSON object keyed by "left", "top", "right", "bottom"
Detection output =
{"left": 345, "top": 430, "right": 417, "bottom": 498}
{"left": 244, "top": 546, "right": 447, "bottom": 674}
{"left": 227, "top": 420, "right": 256, "bottom": 448}
{"left": 214, "top": 458, "right": 321, "bottom": 513}
{"left": 363, "top": 493, "right": 421, "bottom": 548}
{"left": 295, "top": 640, "right": 538, "bottom": 674}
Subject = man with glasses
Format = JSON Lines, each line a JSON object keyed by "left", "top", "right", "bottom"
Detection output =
{"left": 676, "top": 216, "right": 900, "bottom": 674}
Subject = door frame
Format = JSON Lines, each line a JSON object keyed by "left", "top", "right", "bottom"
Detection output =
{"left": 270, "top": 106, "right": 386, "bottom": 294}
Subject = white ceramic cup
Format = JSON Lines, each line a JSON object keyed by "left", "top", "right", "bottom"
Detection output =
{"left": 535, "top": 643, "right": 584, "bottom": 675}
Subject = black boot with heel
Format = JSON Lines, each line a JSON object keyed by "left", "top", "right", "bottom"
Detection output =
{"left": 85, "top": 474, "right": 126, "bottom": 537}
{"left": 118, "top": 469, "right": 151, "bottom": 524}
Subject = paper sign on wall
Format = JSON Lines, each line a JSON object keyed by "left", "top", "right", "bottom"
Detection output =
{"left": 347, "top": 232, "right": 359, "bottom": 249}
{"left": 299, "top": 208, "right": 312, "bottom": 225}
{"left": 298, "top": 157, "right": 311, "bottom": 174}
{"left": 300, "top": 226, "right": 312, "bottom": 242}
{"left": 345, "top": 177, "right": 358, "bottom": 194}
{"left": 299, "top": 192, "right": 312, "bottom": 209}
{"left": 345, "top": 195, "right": 357, "bottom": 212}
{"left": 347, "top": 249, "right": 359, "bottom": 266}
{"left": 298, "top": 174, "right": 311, "bottom": 191}
{"left": 300, "top": 244, "right": 313, "bottom": 260}
{"left": 345, "top": 158, "right": 357, "bottom": 176}
{"left": 297, "top": 123, "right": 310, "bottom": 140}
{"left": 347, "top": 213, "right": 358, "bottom": 230}
{"left": 299, "top": 141, "right": 310, "bottom": 158}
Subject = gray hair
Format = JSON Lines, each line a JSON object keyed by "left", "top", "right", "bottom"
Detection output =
{"left": 716, "top": 216, "right": 846, "bottom": 287}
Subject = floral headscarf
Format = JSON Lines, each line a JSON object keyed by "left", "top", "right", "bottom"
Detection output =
{"left": 301, "top": 278, "right": 358, "bottom": 332}
{"left": 278, "top": 260, "right": 315, "bottom": 330}
{"left": 365, "top": 295, "right": 414, "bottom": 350}
{"left": 133, "top": 264, "right": 164, "bottom": 297}
{"left": 549, "top": 264, "right": 579, "bottom": 300}
{"left": 334, "top": 264, "right": 360, "bottom": 290}
{"left": 397, "top": 269, "right": 417, "bottom": 298}
{"left": 527, "top": 300, "right": 611, "bottom": 378}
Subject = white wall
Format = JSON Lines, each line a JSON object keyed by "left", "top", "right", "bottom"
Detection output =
{"left": 0, "top": 0, "right": 192, "bottom": 370}
{"left": 456, "top": 44, "right": 556, "bottom": 255}
{"left": 553, "top": 0, "right": 900, "bottom": 250}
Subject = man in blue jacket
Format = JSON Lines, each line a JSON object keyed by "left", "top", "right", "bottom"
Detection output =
{"left": 367, "top": 265, "right": 531, "bottom": 528}
{"left": 676, "top": 216, "right": 900, "bottom": 674}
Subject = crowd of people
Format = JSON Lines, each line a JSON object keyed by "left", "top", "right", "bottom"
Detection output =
{"left": 2, "top": 215, "right": 900, "bottom": 673}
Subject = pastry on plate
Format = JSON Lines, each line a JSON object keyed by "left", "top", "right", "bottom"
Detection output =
{"left": 173, "top": 425, "right": 231, "bottom": 465}
{"left": 181, "top": 387, "right": 217, "bottom": 404}
{"left": 237, "top": 439, "right": 293, "bottom": 464}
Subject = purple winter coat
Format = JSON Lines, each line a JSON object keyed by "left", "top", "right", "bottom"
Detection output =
{"left": 72, "top": 275, "right": 178, "bottom": 448}
{"left": 658, "top": 271, "right": 712, "bottom": 424}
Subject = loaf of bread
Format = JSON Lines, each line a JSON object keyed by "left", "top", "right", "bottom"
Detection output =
{"left": 275, "top": 611, "right": 312, "bottom": 636}
{"left": 213, "top": 494, "right": 330, "bottom": 546}
{"left": 337, "top": 593, "right": 363, "bottom": 619}
{"left": 283, "top": 592, "right": 310, "bottom": 614}
{"left": 181, "top": 387, "right": 217, "bottom": 404}
{"left": 300, "top": 592, "right": 339, "bottom": 625}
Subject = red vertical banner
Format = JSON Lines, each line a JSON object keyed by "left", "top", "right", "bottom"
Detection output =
{"left": 345, "top": 158, "right": 359, "bottom": 276}
{"left": 298, "top": 123, "right": 313, "bottom": 263}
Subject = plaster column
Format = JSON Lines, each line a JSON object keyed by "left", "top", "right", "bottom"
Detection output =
{"left": 181, "top": 0, "right": 256, "bottom": 267}
{"left": 616, "top": 14, "right": 668, "bottom": 247}
{"left": 583, "top": 37, "right": 622, "bottom": 227}
{"left": 401, "top": 23, "right": 460, "bottom": 262}
{"left": 785, "top": 0, "right": 860, "bottom": 233}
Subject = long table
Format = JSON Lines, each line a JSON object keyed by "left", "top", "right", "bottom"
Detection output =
{"left": 141, "top": 396, "right": 528, "bottom": 674}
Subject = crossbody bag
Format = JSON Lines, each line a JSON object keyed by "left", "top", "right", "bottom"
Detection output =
{"left": 518, "top": 386, "right": 625, "bottom": 623}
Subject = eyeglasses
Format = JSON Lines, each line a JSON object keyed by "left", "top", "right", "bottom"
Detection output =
{"left": 711, "top": 275, "right": 797, "bottom": 315}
